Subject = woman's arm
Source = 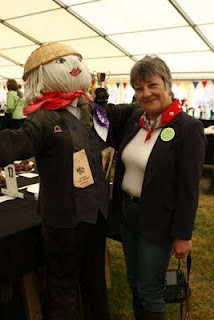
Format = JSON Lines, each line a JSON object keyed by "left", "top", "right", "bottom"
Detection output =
{"left": 171, "top": 120, "right": 206, "bottom": 241}
{"left": 171, "top": 239, "right": 192, "bottom": 259}
{"left": 103, "top": 102, "right": 141, "bottom": 147}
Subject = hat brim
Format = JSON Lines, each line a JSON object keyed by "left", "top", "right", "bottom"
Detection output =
{"left": 23, "top": 42, "right": 82, "bottom": 81}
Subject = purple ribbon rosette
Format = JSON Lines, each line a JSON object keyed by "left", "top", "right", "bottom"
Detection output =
{"left": 93, "top": 105, "right": 115, "bottom": 148}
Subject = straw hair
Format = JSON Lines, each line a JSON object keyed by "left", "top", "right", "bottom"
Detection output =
{"left": 23, "top": 42, "right": 82, "bottom": 81}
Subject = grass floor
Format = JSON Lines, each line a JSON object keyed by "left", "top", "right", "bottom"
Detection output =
{"left": 107, "top": 177, "right": 214, "bottom": 320}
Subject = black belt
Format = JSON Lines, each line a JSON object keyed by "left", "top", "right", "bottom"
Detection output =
{"left": 124, "top": 192, "right": 140, "bottom": 204}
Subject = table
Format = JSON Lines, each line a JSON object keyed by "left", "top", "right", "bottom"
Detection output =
{"left": 0, "top": 175, "right": 42, "bottom": 280}
{"left": 200, "top": 119, "right": 214, "bottom": 128}
{"left": 0, "top": 114, "right": 9, "bottom": 131}
{"left": 0, "top": 174, "right": 43, "bottom": 320}
{"left": 0, "top": 174, "right": 112, "bottom": 319}
{"left": 199, "top": 120, "right": 214, "bottom": 164}
{"left": 204, "top": 134, "right": 214, "bottom": 164}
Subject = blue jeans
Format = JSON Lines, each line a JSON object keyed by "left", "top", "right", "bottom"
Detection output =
{"left": 120, "top": 201, "right": 172, "bottom": 312}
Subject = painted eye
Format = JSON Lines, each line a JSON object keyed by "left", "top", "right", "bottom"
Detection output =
{"left": 78, "top": 56, "right": 82, "bottom": 62}
{"left": 55, "top": 58, "right": 66, "bottom": 64}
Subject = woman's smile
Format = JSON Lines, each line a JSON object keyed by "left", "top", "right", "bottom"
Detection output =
{"left": 134, "top": 75, "right": 172, "bottom": 120}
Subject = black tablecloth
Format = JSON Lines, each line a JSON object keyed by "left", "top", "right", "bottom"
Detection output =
{"left": 200, "top": 119, "right": 214, "bottom": 128}
{"left": 204, "top": 135, "right": 214, "bottom": 165}
{"left": 199, "top": 120, "right": 214, "bottom": 164}
{"left": 0, "top": 115, "right": 9, "bottom": 131}
{"left": 0, "top": 175, "right": 43, "bottom": 281}
{"left": 0, "top": 174, "right": 119, "bottom": 281}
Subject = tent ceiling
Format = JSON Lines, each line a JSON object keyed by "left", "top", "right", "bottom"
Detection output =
{"left": 0, "top": 0, "right": 214, "bottom": 83}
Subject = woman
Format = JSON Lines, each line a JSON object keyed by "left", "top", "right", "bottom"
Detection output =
{"left": 6, "top": 79, "right": 24, "bottom": 129}
{"left": 111, "top": 56, "right": 206, "bottom": 320}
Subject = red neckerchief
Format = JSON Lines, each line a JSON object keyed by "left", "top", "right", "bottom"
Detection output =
{"left": 24, "top": 90, "right": 91, "bottom": 116}
{"left": 139, "top": 99, "right": 183, "bottom": 142}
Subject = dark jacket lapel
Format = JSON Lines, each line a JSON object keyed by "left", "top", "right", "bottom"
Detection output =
{"left": 142, "top": 114, "right": 181, "bottom": 192}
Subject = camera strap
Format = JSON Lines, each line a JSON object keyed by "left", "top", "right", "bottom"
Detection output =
{"left": 180, "top": 252, "right": 192, "bottom": 320}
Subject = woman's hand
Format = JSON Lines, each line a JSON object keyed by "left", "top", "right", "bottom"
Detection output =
{"left": 171, "top": 239, "right": 192, "bottom": 259}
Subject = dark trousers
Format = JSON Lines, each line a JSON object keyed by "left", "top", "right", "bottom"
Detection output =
{"left": 121, "top": 201, "right": 171, "bottom": 313}
{"left": 42, "top": 212, "right": 110, "bottom": 320}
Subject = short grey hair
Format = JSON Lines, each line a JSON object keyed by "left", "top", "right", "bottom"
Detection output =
{"left": 130, "top": 55, "right": 173, "bottom": 91}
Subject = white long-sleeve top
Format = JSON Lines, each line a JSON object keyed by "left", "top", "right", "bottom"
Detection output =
{"left": 121, "top": 128, "right": 161, "bottom": 198}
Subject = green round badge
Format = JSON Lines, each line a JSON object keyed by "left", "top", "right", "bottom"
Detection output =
{"left": 161, "top": 128, "right": 175, "bottom": 142}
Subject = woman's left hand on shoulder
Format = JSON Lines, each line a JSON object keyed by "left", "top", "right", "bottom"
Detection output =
{"left": 171, "top": 239, "right": 192, "bottom": 259}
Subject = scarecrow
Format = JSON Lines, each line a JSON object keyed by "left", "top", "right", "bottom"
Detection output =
{"left": 0, "top": 42, "right": 115, "bottom": 320}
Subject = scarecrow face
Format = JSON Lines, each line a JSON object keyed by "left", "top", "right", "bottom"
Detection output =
{"left": 42, "top": 54, "right": 92, "bottom": 93}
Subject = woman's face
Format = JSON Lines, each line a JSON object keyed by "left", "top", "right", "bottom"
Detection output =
{"left": 133, "top": 75, "right": 172, "bottom": 120}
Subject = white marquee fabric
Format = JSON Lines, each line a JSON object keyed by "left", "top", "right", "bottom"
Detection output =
{"left": 0, "top": 0, "right": 214, "bottom": 83}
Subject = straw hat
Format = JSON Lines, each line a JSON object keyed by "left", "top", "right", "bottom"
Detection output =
{"left": 23, "top": 42, "right": 82, "bottom": 81}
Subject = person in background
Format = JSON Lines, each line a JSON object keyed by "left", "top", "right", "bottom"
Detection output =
{"left": 6, "top": 79, "right": 24, "bottom": 129}
{"left": 0, "top": 87, "right": 6, "bottom": 110}
{"left": 17, "top": 84, "right": 23, "bottom": 98}
{"left": 109, "top": 55, "right": 206, "bottom": 320}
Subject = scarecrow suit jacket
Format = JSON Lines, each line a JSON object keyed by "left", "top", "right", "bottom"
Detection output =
{"left": 0, "top": 103, "right": 135, "bottom": 228}
{"left": 109, "top": 108, "right": 207, "bottom": 241}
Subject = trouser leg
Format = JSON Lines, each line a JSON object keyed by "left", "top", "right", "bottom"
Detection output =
{"left": 136, "top": 235, "right": 171, "bottom": 313}
{"left": 42, "top": 226, "right": 80, "bottom": 320}
{"left": 121, "top": 202, "right": 142, "bottom": 320}
{"left": 143, "top": 308, "right": 166, "bottom": 320}
{"left": 121, "top": 202, "right": 171, "bottom": 316}
{"left": 79, "top": 212, "right": 111, "bottom": 320}
{"left": 133, "top": 292, "right": 144, "bottom": 320}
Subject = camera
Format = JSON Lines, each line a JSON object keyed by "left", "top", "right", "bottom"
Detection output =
{"left": 164, "top": 269, "right": 188, "bottom": 303}
{"left": 94, "top": 87, "right": 108, "bottom": 103}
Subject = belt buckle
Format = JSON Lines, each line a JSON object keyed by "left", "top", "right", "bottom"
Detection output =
{"left": 129, "top": 193, "right": 140, "bottom": 204}
{"left": 129, "top": 194, "right": 134, "bottom": 201}
{"left": 125, "top": 192, "right": 134, "bottom": 202}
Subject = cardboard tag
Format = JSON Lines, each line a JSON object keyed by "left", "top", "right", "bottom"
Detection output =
{"left": 3, "top": 164, "right": 24, "bottom": 199}
{"left": 1, "top": 188, "right": 24, "bottom": 199}
{"left": 73, "top": 149, "right": 94, "bottom": 188}
{"left": 101, "top": 147, "right": 115, "bottom": 179}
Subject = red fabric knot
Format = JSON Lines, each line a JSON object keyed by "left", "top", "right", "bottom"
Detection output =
{"left": 139, "top": 99, "right": 182, "bottom": 142}
{"left": 24, "top": 91, "right": 91, "bottom": 116}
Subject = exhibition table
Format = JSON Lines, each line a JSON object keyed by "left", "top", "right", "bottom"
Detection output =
{"left": 0, "top": 114, "right": 9, "bottom": 131}
{"left": 0, "top": 175, "right": 43, "bottom": 281}
{"left": 0, "top": 173, "right": 112, "bottom": 319}
{"left": 204, "top": 134, "right": 214, "bottom": 164}
{"left": 0, "top": 174, "right": 43, "bottom": 320}
{"left": 199, "top": 119, "right": 214, "bottom": 165}
{"left": 200, "top": 119, "right": 214, "bottom": 128}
